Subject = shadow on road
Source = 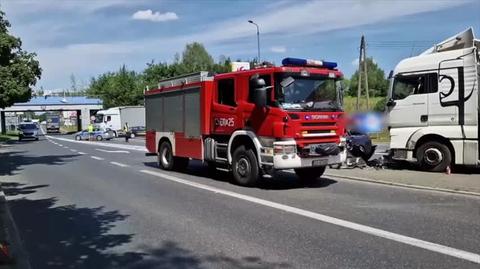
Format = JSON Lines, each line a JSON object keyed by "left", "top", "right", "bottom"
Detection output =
{"left": 144, "top": 161, "right": 337, "bottom": 190}
{"left": 0, "top": 150, "right": 78, "bottom": 177}
{"left": 7, "top": 183, "right": 290, "bottom": 269}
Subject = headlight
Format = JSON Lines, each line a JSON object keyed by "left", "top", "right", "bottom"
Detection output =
{"left": 274, "top": 145, "right": 297, "bottom": 155}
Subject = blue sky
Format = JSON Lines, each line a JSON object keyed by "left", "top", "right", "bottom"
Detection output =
{"left": 1, "top": 0, "right": 479, "bottom": 91}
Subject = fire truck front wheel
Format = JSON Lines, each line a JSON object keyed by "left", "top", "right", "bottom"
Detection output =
{"left": 232, "top": 146, "right": 260, "bottom": 186}
{"left": 294, "top": 166, "right": 326, "bottom": 183}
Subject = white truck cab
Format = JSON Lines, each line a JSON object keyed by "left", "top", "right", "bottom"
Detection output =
{"left": 386, "top": 28, "right": 479, "bottom": 171}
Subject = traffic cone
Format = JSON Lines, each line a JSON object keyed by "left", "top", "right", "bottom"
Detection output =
{"left": 445, "top": 165, "right": 451, "bottom": 175}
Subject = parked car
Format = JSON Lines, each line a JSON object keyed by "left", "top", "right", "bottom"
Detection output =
{"left": 18, "top": 123, "right": 39, "bottom": 141}
{"left": 129, "top": 126, "right": 146, "bottom": 138}
{"left": 74, "top": 128, "right": 114, "bottom": 141}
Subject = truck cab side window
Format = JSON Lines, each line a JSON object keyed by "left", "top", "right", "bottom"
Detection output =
{"left": 392, "top": 73, "right": 438, "bottom": 100}
{"left": 217, "top": 78, "right": 236, "bottom": 106}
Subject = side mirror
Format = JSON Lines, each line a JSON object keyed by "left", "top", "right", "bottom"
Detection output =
{"left": 386, "top": 98, "right": 396, "bottom": 107}
{"left": 253, "top": 78, "right": 267, "bottom": 107}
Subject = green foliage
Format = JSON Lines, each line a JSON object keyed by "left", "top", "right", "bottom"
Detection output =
{"left": 342, "top": 96, "right": 384, "bottom": 113}
{"left": 0, "top": 9, "right": 41, "bottom": 108}
{"left": 348, "top": 57, "right": 389, "bottom": 97}
{"left": 86, "top": 65, "right": 143, "bottom": 108}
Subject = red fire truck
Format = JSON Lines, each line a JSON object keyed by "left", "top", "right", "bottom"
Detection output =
{"left": 145, "top": 58, "right": 347, "bottom": 186}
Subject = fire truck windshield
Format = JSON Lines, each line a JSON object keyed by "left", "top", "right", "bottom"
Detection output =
{"left": 275, "top": 75, "right": 342, "bottom": 111}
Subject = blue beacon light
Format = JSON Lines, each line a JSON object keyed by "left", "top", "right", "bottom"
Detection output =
{"left": 282, "top": 57, "right": 337, "bottom": 69}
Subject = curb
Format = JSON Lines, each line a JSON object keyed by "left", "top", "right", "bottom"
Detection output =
{"left": 325, "top": 173, "right": 480, "bottom": 198}
{"left": 0, "top": 188, "right": 31, "bottom": 269}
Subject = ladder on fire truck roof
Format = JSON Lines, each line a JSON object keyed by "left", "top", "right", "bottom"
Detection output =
{"left": 157, "top": 71, "right": 213, "bottom": 89}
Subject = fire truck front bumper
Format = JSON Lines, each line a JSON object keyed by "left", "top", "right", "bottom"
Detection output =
{"left": 263, "top": 140, "right": 347, "bottom": 170}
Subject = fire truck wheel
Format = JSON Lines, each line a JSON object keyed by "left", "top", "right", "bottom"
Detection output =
{"left": 294, "top": 166, "right": 326, "bottom": 183}
{"left": 416, "top": 141, "right": 451, "bottom": 172}
{"left": 159, "top": 141, "right": 175, "bottom": 170}
{"left": 232, "top": 146, "right": 259, "bottom": 186}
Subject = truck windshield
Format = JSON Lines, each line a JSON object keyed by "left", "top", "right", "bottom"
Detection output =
{"left": 94, "top": 114, "right": 103, "bottom": 123}
{"left": 275, "top": 75, "right": 341, "bottom": 111}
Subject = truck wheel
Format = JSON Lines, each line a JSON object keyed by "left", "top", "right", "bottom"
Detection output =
{"left": 294, "top": 166, "right": 326, "bottom": 183}
{"left": 416, "top": 141, "right": 451, "bottom": 172}
{"left": 231, "top": 145, "right": 259, "bottom": 186}
{"left": 158, "top": 141, "right": 175, "bottom": 170}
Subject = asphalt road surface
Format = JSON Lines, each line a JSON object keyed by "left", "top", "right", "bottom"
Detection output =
{"left": 1, "top": 134, "right": 479, "bottom": 268}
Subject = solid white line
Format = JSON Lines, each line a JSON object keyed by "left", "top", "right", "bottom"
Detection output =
{"left": 90, "top": 156, "right": 104, "bottom": 160}
{"left": 78, "top": 152, "right": 87, "bottom": 155}
{"left": 46, "top": 135, "right": 146, "bottom": 152}
{"left": 110, "top": 161, "right": 129, "bottom": 167}
{"left": 139, "top": 169, "right": 480, "bottom": 264}
{"left": 96, "top": 148, "right": 130, "bottom": 153}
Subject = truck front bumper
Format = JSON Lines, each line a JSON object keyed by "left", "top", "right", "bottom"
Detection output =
{"left": 266, "top": 140, "right": 347, "bottom": 170}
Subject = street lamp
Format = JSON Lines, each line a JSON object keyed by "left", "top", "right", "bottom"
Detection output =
{"left": 248, "top": 20, "right": 260, "bottom": 63}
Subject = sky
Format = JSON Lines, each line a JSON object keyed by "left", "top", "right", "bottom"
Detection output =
{"left": 1, "top": 0, "right": 479, "bottom": 91}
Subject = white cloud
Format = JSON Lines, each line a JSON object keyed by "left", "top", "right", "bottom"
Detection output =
{"left": 132, "top": 10, "right": 178, "bottom": 22}
{"left": 270, "top": 46, "right": 287, "bottom": 53}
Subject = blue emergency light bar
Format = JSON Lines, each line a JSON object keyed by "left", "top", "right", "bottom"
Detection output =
{"left": 282, "top": 57, "right": 337, "bottom": 69}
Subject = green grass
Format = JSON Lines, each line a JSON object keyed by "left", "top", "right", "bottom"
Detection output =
{"left": 60, "top": 125, "right": 78, "bottom": 134}
{"left": 0, "top": 134, "right": 17, "bottom": 142}
{"left": 343, "top": 96, "right": 384, "bottom": 113}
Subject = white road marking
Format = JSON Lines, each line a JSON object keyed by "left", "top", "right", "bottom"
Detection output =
{"left": 90, "top": 156, "right": 104, "bottom": 160}
{"left": 70, "top": 149, "right": 77, "bottom": 152}
{"left": 57, "top": 144, "right": 63, "bottom": 147}
{"left": 46, "top": 136, "right": 146, "bottom": 152}
{"left": 96, "top": 148, "right": 130, "bottom": 154}
{"left": 110, "top": 161, "right": 129, "bottom": 167}
{"left": 140, "top": 169, "right": 480, "bottom": 264}
{"left": 78, "top": 152, "right": 87, "bottom": 155}
{"left": 64, "top": 146, "right": 69, "bottom": 149}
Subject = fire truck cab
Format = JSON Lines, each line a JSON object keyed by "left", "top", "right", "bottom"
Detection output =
{"left": 145, "top": 58, "right": 347, "bottom": 186}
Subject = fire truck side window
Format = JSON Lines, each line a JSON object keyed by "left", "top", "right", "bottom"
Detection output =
{"left": 217, "top": 78, "right": 236, "bottom": 106}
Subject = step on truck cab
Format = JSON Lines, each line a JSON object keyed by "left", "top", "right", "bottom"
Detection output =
{"left": 145, "top": 58, "right": 347, "bottom": 186}
{"left": 386, "top": 28, "right": 479, "bottom": 171}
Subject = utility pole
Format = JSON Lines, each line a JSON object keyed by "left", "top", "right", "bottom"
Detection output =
{"left": 356, "top": 35, "right": 369, "bottom": 111}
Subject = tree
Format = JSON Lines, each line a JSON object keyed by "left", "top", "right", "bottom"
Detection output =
{"left": 0, "top": 9, "right": 41, "bottom": 108}
{"left": 86, "top": 65, "right": 143, "bottom": 108}
{"left": 348, "top": 57, "right": 389, "bottom": 97}
{"left": 181, "top": 42, "right": 214, "bottom": 72}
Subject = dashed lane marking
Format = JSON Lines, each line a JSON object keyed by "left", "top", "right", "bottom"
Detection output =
{"left": 110, "top": 161, "right": 129, "bottom": 167}
{"left": 90, "top": 156, "right": 104, "bottom": 160}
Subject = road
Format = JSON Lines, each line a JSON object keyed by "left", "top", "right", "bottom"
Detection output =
{"left": 1, "top": 134, "right": 479, "bottom": 268}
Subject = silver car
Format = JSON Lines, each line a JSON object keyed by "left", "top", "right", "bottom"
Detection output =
{"left": 18, "top": 123, "right": 39, "bottom": 141}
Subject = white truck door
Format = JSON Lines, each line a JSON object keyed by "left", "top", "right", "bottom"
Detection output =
{"left": 388, "top": 73, "right": 429, "bottom": 128}
{"left": 428, "top": 59, "right": 463, "bottom": 126}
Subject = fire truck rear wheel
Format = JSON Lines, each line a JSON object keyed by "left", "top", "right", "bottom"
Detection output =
{"left": 232, "top": 145, "right": 259, "bottom": 186}
{"left": 159, "top": 141, "right": 175, "bottom": 170}
{"left": 416, "top": 141, "right": 451, "bottom": 172}
{"left": 294, "top": 166, "right": 326, "bottom": 183}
